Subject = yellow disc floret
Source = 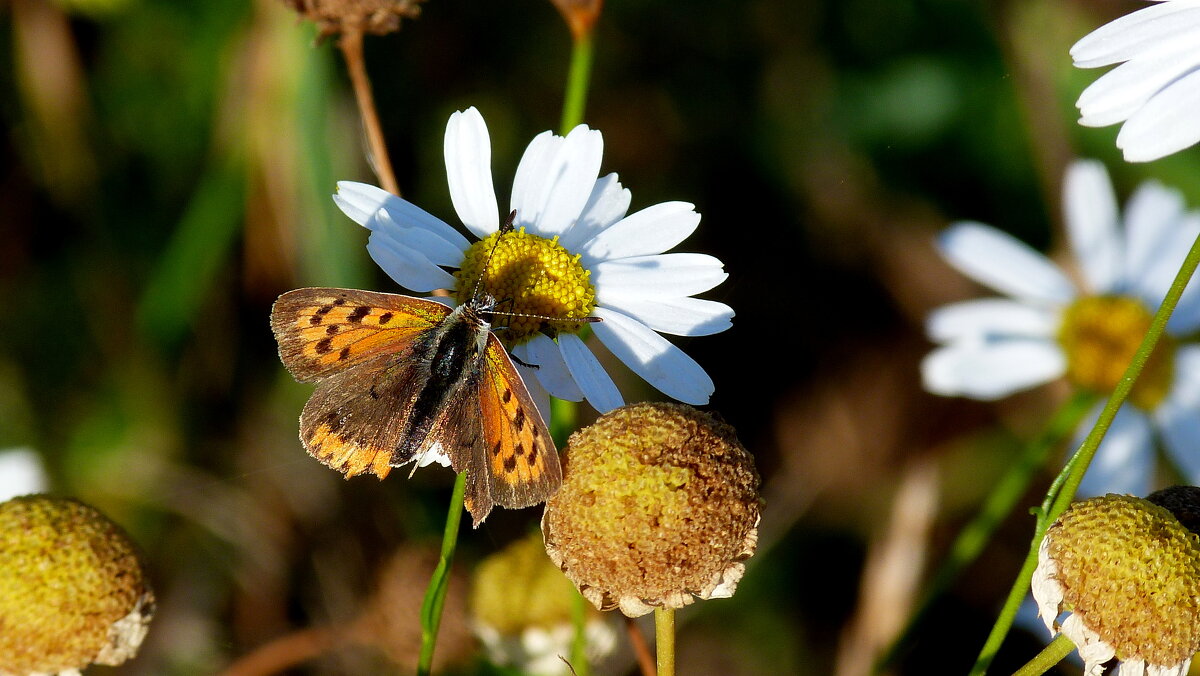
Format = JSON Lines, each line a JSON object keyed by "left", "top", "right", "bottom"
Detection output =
{"left": 454, "top": 228, "right": 596, "bottom": 345}
{"left": 1057, "top": 295, "right": 1176, "bottom": 409}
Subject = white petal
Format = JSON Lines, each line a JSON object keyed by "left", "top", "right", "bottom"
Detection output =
{"left": 1076, "top": 39, "right": 1200, "bottom": 127}
{"left": 558, "top": 333, "right": 624, "bottom": 413}
{"left": 510, "top": 131, "right": 558, "bottom": 227}
{"left": 592, "top": 254, "right": 728, "bottom": 300}
{"left": 1156, "top": 346, "right": 1200, "bottom": 483}
{"left": 517, "top": 335, "right": 584, "bottom": 401}
{"left": 1122, "top": 180, "right": 1185, "bottom": 297}
{"left": 516, "top": 125, "right": 604, "bottom": 238}
{"left": 1167, "top": 213, "right": 1200, "bottom": 333}
{"left": 1060, "top": 613, "right": 1116, "bottom": 676}
{"left": 579, "top": 202, "right": 701, "bottom": 265}
{"left": 1064, "top": 160, "right": 1121, "bottom": 293}
{"left": 515, "top": 362, "right": 553, "bottom": 426}
{"left": 1031, "top": 538, "right": 1063, "bottom": 635}
{"left": 367, "top": 231, "right": 458, "bottom": 292}
{"left": 371, "top": 210, "right": 465, "bottom": 268}
{"left": 937, "top": 222, "right": 1077, "bottom": 305}
{"left": 921, "top": 339, "right": 1065, "bottom": 400}
{"left": 600, "top": 296, "right": 734, "bottom": 336}
{"left": 444, "top": 108, "right": 499, "bottom": 238}
{"left": 591, "top": 307, "right": 715, "bottom": 405}
{"left": 334, "top": 182, "right": 471, "bottom": 251}
{"left": 559, "top": 173, "right": 631, "bottom": 251}
{"left": 1117, "top": 69, "right": 1200, "bottom": 162}
{"left": 1075, "top": 403, "right": 1154, "bottom": 498}
{"left": 1071, "top": 1, "right": 1200, "bottom": 68}
{"left": 926, "top": 299, "right": 1059, "bottom": 343}
{"left": 0, "top": 448, "right": 47, "bottom": 502}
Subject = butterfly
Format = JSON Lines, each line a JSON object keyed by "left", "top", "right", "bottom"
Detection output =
{"left": 270, "top": 229, "right": 572, "bottom": 526}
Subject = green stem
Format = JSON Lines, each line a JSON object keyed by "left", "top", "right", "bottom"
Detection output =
{"left": 1011, "top": 634, "right": 1075, "bottom": 676}
{"left": 416, "top": 472, "right": 467, "bottom": 676}
{"left": 559, "top": 29, "right": 594, "bottom": 134}
{"left": 874, "top": 391, "right": 1093, "bottom": 672}
{"left": 655, "top": 607, "right": 675, "bottom": 676}
{"left": 969, "top": 229, "right": 1200, "bottom": 675}
{"left": 570, "top": 589, "right": 591, "bottom": 676}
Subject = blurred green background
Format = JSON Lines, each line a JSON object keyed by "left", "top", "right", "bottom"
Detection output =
{"left": 3, "top": 0, "right": 1199, "bottom": 673}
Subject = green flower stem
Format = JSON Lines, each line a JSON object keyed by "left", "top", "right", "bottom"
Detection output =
{"left": 559, "top": 29, "right": 595, "bottom": 134}
{"left": 969, "top": 228, "right": 1200, "bottom": 676}
{"left": 570, "top": 589, "right": 591, "bottom": 676}
{"left": 416, "top": 472, "right": 467, "bottom": 676}
{"left": 874, "top": 390, "right": 1093, "bottom": 672}
{"left": 1011, "top": 634, "right": 1075, "bottom": 676}
{"left": 655, "top": 607, "right": 676, "bottom": 676}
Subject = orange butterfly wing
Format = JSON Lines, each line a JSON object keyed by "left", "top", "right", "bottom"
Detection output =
{"left": 271, "top": 287, "right": 450, "bottom": 381}
{"left": 270, "top": 287, "right": 453, "bottom": 477}
{"left": 457, "top": 335, "right": 561, "bottom": 526}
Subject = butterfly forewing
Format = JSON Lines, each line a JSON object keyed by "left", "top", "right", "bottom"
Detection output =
{"left": 271, "top": 288, "right": 451, "bottom": 382}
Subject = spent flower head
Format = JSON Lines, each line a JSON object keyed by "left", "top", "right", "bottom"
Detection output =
{"left": 334, "top": 107, "right": 733, "bottom": 418}
{"left": 1032, "top": 493, "right": 1200, "bottom": 676}
{"left": 1072, "top": 0, "right": 1200, "bottom": 162}
{"left": 541, "top": 402, "right": 760, "bottom": 617}
{"left": 923, "top": 159, "right": 1200, "bottom": 497}
{"left": 0, "top": 495, "right": 154, "bottom": 676}
{"left": 282, "top": 0, "right": 423, "bottom": 40}
{"left": 470, "top": 531, "right": 615, "bottom": 675}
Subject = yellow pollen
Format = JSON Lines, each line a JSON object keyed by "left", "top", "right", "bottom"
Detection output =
{"left": 1057, "top": 295, "right": 1175, "bottom": 410}
{"left": 454, "top": 228, "right": 597, "bottom": 345}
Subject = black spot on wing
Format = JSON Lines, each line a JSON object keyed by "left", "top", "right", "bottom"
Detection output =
{"left": 348, "top": 306, "right": 370, "bottom": 323}
{"left": 316, "top": 338, "right": 333, "bottom": 354}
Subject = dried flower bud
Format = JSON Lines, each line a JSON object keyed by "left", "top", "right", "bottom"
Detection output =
{"left": 549, "top": 0, "right": 603, "bottom": 40}
{"left": 0, "top": 495, "right": 154, "bottom": 676}
{"left": 542, "top": 403, "right": 761, "bottom": 617}
{"left": 282, "top": 0, "right": 423, "bottom": 41}
{"left": 1032, "top": 494, "right": 1200, "bottom": 676}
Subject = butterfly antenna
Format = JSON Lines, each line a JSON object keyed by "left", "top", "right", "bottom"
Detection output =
{"left": 468, "top": 209, "right": 518, "bottom": 303}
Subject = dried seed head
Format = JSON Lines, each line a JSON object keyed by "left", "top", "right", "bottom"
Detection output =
{"left": 1032, "top": 494, "right": 1200, "bottom": 675}
{"left": 542, "top": 402, "right": 761, "bottom": 617}
{"left": 0, "top": 495, "right": 154, "bottom": 676}
{"left": 282, "top": 0, "right": 423, "bottom": 41}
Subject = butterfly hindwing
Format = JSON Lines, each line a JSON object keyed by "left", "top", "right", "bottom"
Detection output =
{"left": 470, "top": 335, "right": 561, "bottom": 518}
{"left": 271, "top": 287, "right": 451, "bottom": 382}
{"left": 299, "top": 353, "right": 431, "bottom": 478}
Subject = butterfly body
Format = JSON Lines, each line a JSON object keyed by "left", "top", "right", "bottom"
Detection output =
{"left": 270, "top": 287, "right": 560, "bottom": 526}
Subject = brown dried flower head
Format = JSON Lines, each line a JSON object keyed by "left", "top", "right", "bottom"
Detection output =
{"left": 283, "top": 0, "right": 423, "bottom": 41}
{"left": 542, "top": 402, "right": 761, "bottom": 617}
{"left": 1032, "top": 493, "right": 1200, "bottom": 676}
{"left": 0, "top": 495, "right": 155, "bottom": 676}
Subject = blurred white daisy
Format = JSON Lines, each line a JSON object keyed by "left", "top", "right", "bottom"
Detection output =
{"left": 1072, "top": 0, "right": 1200, "bottom": 162}
{"left": 334, "top": 107, "right": 732, "bottom": 416}
{"left": 923, "top": 159, "right": 1200, "bottom": 496}
{"left": 0, "top": 447, "right": 47, "bottom": 502}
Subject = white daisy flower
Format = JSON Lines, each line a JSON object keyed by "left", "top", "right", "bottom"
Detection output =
{"left": 0, "top": 447, "right": 47, "bottom": 502}
{"left": 1072, "top": 0, "right": 1200, "bottom": 162}
{"left": 333, "top": 107, "right": 732, "bottom": 415}
{"left": 922, "top": 159, "right": 1200, "bottom": 496}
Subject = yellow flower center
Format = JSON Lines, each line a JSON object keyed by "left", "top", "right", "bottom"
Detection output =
{"left": 1057, "top": 295, "right": 1176, "bottom": 410}
{"left": 454, "top": 228, "right": 597, "bottom": 345}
